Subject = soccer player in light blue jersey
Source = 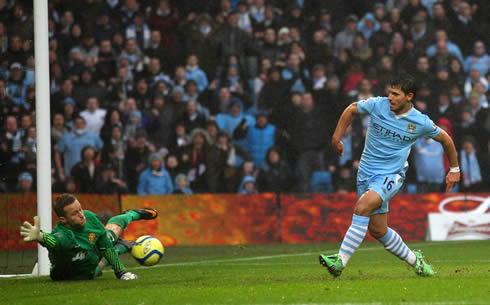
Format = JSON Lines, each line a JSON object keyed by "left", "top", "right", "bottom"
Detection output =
{"left": 319, "top": 76, "right": 461, "bottom": 277}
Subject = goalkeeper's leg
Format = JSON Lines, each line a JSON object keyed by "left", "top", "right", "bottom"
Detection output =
{"left": 105, "top": 207, "right": 158, "bottom": 238}
{"left": 97, "top": 208, "right": 158, "bottom": 274}
{"left": 105, "top": 207, "right": 159, "bottom": 238}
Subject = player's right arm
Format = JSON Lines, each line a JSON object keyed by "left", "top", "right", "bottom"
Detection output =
{"left": 20, "top": 216, "right": 62, "bottom": 251}
{"left": 332, "top": 102, "right": 361, "bottom": 155}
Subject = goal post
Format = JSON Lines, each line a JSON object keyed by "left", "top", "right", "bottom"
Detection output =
{"left": 34, "top": 0, "right": 52, "bottom": 276}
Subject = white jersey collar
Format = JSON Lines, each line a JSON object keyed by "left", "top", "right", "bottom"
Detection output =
{"left": 393, "top": 105, "right": 414, "bottom": 119}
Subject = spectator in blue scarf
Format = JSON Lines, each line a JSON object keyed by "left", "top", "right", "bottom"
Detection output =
{"left": 459, "top": 137, "right": 484, "bottom": 192}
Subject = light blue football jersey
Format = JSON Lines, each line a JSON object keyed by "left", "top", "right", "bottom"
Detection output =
{"left": 356, "top": 96, "right": 440, "bottom": 178}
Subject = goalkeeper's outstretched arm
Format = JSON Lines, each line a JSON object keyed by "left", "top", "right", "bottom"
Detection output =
{"left": 20, "top": 216, "right": 60, "bottom": 251}
{"left": 97, "top": 232, "right": 138, "bottom": 280}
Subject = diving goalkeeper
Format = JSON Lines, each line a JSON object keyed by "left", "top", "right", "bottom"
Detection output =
{"left": 20, "top": 193, "right": 158, "bottom": 280}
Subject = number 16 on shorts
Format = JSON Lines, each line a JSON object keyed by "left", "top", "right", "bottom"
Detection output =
{"left": 358, "top": 173, "right": 404, "bottom": 202}
{"left": 380, "top": 173, "right": 404, "bottom": 199}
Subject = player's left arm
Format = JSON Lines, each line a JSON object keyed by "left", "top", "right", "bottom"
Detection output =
{"left": 96, "top": 232, "right": 137, "bottom": 280}
{"left": 432, "top": 129, "right": 460, "bottom": 192}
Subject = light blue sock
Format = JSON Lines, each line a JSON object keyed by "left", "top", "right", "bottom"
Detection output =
{"left": 378, "top": 227, "right": 416, "bottom": 266}
{"left": 338, "top": 214, "right": 370, "bottom": 266}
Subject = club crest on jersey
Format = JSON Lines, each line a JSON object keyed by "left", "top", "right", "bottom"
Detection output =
{"left": 407, "top": 123, "right": 416, "bottom": 133}
{"left": 88, "top": 232, "right": 96, "bottom": 243}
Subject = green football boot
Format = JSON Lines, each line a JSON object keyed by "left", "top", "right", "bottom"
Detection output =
{"left": 319, "top": 254, "right": 344, "bottom": 277}
{"left": 413, "top": 250, "right": 435, "bottom": 277}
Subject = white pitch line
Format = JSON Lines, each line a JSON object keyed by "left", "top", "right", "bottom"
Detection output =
{"left": 159, "top": 257, "right": 490, "bottom": 267}
{"left": 255, "top": 302, "right": 486, "bottom": 305}
{"left": 129, "top": 240, "right": 482, "bottom": 271}
{"left": 257, "top": 303, "right": 384, "bottom": 305}
{"left": 184, "top": 301, "right": 488, "bottom": 305}
{"left": 0, "top": 273, "right": 33, "bottom": 278}
{"left": 1, "top": 240, "right": 484, "bottom": 277}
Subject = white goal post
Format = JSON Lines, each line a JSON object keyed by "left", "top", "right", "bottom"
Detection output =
{"left": 34, "top": 0, "right": 52, "bottom": 276}
{"left": 0, "top": 0, "right": 51, "bottom": 278}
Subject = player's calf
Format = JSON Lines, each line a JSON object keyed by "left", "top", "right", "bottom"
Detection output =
{"left": 377, "top": 227, "right": 417, "bottom": 267}
{"left": 105, "top": 207, "right": 159, "bottom": 233}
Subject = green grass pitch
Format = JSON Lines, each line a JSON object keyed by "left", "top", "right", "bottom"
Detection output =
{"left": 0, "top": 240, "right": 489, "bottom": 305}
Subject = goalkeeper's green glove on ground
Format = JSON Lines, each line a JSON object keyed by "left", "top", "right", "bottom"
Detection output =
{"left": 20, "top": 216, "right": 43, "bottom": 242}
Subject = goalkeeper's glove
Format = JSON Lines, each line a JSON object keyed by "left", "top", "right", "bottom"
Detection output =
{"left": 20, "top": 216, "right": 43, "bottom": 242}
{"left": 116, "top": 270, "right": 138, "bottom": 280}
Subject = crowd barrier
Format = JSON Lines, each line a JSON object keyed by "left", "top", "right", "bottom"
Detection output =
{"left": 1, "top": 193, "right": 488, "bottom": 250}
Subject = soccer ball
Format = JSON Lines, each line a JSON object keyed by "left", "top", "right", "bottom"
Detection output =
{"left": 131, "top": 235, "right": 164, "bottom": 266}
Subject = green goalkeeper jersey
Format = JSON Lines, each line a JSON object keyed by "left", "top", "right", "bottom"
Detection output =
{"left": 40, "top": 210, "right": 122, "bottom": 280}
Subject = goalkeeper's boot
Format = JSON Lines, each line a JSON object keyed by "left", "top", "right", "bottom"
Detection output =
{"left": 413, "top": 250, "right": 435, "bottom": 277}
{"left": 114, "top": 238, "right": 136, "bottom": 255}
{"left": 125, "top": 207, "right": 159, "bottom": 220}
{"left": 319, "top": 254, "right": 344, "bottom": 277}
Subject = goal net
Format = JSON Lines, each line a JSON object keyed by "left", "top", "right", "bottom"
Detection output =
{"left": 0, "top": 194, "right": 39, "bottom": 277}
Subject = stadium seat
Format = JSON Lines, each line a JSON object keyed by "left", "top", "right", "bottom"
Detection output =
{"left": 311, "top": 171, "right": 334, "bottom": 193}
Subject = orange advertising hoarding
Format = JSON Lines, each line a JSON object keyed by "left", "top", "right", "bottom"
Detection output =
{"left": 122, "top": 193, "right": 488, "bottom": 245}
{"left": 2, "top": 193, "right": 488, "bottom": 250}
{"left": 121, "top": 193, "right": 279, "bottom": 245}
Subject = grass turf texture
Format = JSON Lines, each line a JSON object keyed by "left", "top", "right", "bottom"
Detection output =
{"left": 0, "top": 240, "right": 488, "bottom": 305}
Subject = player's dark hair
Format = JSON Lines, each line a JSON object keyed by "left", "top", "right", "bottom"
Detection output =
{"left": 54, "top": 193, "right": 77, "bottom": 217}
{"left": 390, "top": 75, "right": 417, "bottom": 99}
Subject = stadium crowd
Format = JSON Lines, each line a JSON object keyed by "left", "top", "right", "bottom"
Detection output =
{"left": 0, "top": 0, "right": 488, "bottom": 195}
